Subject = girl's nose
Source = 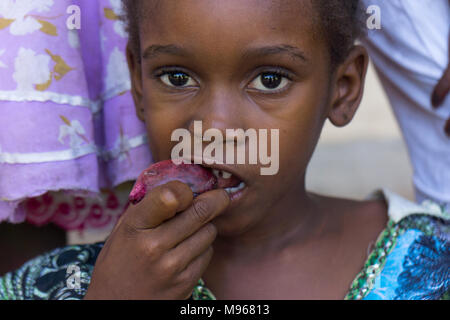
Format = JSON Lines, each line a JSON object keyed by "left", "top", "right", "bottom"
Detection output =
{"left": 187, "top": 86, "right": 246, "bottom": 136}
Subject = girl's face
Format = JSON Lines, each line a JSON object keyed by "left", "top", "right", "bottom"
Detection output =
{"left": 127, "top": 0, "right": 367, "bottom": 236}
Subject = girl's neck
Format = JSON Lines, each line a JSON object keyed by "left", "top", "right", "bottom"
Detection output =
{"left": 212, "top": 181, "right": 325, "bottom": 263}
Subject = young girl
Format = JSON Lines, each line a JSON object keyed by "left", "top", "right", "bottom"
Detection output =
{"left": 1, "top": 0, "right": 448, "bottom": 300}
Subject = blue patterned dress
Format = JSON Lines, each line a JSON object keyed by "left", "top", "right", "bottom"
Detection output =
{"left": 1, "top": 189, "right": 448, "bottom": 300}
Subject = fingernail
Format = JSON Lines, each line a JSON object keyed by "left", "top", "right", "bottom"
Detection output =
{"left": 161, "top": 189, "right": 178, "bottom": 206}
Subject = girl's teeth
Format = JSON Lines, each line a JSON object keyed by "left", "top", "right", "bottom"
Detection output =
{"left": 225, "top": 181, "right": 246, "bottom": 194}
{"left": 212, "top": 169, "right": 232, "bottom": 179}
{"left": 221, "top": 171, "right": 232, "bottom": 179}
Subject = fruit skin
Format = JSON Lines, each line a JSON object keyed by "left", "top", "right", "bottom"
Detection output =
{"left": 129, "top": 160, "right": 217, "bottom": 204}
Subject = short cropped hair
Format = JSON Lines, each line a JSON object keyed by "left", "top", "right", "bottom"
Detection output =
{"left": 120, "top": 0, "right": 366, "bottom": 69}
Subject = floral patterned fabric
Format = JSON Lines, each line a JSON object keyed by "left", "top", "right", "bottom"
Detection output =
{"left": 0, "top": 189, "right": 448, "bottom": 300}
{"left": 0, "top": 0, "right": 151, "bottom": 230}
{"left": 20, "top": 181, "right": 132, "bottom": 231}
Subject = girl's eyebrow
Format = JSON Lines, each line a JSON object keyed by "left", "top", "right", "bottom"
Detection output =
{"left": 142, "top": 43, "right": 308, "bottom": 63}
{"left": 142, "top": 44, "right": 188, "bottom": 60}
{"left": 242, "top": 44, "right": 308, "bottom": 63}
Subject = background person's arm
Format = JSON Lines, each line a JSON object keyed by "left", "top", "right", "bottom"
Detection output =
{"left": 432, "top": 31, "right": 450, "bottom": 136}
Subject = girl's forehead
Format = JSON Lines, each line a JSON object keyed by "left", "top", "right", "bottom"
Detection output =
{"left": 143, "top": 0, "right": 314, "bottom": 18}
{"left": 140, "top": 0, "right": 319, "bottom": 55}
{"left": 141, "top": 0, "right": 317, "bottom": 38}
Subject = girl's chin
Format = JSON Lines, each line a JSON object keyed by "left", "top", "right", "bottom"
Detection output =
{"left": 212, "top": 217, "right": 255, "bottom": 238}
{"left": 211, "top": 201, "right": 261, "bottom": 235}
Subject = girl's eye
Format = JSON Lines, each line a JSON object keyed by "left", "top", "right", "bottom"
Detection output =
{"left": 248, "top": 72, "right": 290, "bottom": 92}
{"left": 160, "top": 72, "right": 197, "bottom": 88}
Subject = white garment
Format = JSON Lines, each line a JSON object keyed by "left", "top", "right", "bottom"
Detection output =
{"left": 360, "top": 0, "right": 450, "bottom": 210}
{"left": 368, "top": 188, "right": 450, "bottom": 221}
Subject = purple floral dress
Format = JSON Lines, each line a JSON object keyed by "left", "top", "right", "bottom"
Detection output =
{"left": 0, "top": 0, "right": 151, "bottom": 231}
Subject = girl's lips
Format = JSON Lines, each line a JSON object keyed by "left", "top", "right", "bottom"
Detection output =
{"left": 177, "top": 156, "right": 249, "bottom": 188}
{"left": 227, "top": 183, "right": 248, "bottom": 207}
{"left": 199, "top": 163, "right": 247, "bottom": 187}
{"left": 200, "top": 165, "right": 248, "bottom": 208}
{"left": 223, "top": 181, "right": 246, "bottom": 195}
{"left": 210, "top": 168, "right": 242, "bottom": 189}
{"left": 197, "top": 164, "right": 249, "bottom": 205}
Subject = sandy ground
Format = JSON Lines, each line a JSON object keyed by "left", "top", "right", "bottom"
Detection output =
{"left": 68, "top": 62, "right": 414, "bottom": 244}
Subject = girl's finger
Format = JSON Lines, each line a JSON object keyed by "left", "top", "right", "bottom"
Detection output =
{"left": 163, "top": 223, "right": 217, "bottom": 274}
{"left": 121, "top": 180, "right": 193, "bottom": 231}
{"left": 152, "top": 189, "right": 229, "bottom": 249}
{"left": 176, "top": 246, "right": 214, "bottom": 294}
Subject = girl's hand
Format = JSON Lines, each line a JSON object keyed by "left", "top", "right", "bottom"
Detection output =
{"left": 83, "top": 181, "right": 230, "bottom": 300}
